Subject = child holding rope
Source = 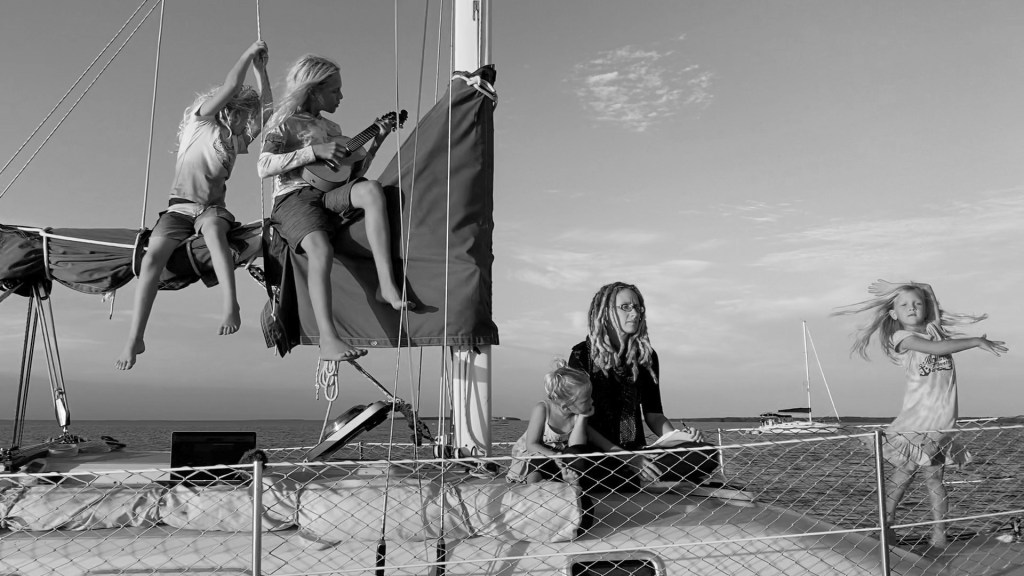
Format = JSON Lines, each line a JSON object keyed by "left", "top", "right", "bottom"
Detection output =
{"left": 834, "top": 279, "right": 1007, "bottom": 548}
{"left": 116, "top": 40, "right": 270, "bottom": 370}
{"left": 506, "top": 360, "right": 594, "bottom": 484}
{"left": 256, "top": 54, "right": 411, "bottom": 367}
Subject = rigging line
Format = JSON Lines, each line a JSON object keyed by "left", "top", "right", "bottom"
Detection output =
{"left": 434, "top": 1, "right": 445, "bottom": 104}
{"left": 387, "top": 0, "right": 433, "bottom": 460}
{"left": 139, "top": 0, "right": 166, "bottom": 230}
{"left": 433, "top": 0, "right": 458, "bottom": 448}
{"left": 0, "top": 0, "right": 153, "bottom": 183}
{"left": 15, "top": 227, "right": 135, "bottom": 250}
{"left": 386, "top": 0, "right": 412, "bottom": 446}
{"left": 0, "top": 0, "right": 162, "bottom": 201}
{"left": 12, "top": 296, "right": 37, "bottom": 450}
{"left": 255, "top": 0, "right": 266, "bottom": 223}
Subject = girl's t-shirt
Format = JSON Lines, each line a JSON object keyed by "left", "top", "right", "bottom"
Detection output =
{"left": 889, "top": 324, "right": 958, "bottom": 433}
{"left": 170, "top": 112, "right": 249, "bottom": 207}
{"left": 881, "top": 323, "right": 970, "bottom": 467}
{"left": 260, "top": 112, "right": 344, "bottom": 199}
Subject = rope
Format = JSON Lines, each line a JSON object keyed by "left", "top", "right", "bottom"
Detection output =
{"left": 437, "top": 0, "right": 457, "bottom": 442}
{"left": 0, "top": 0, "right": 162, "bottom": 200}
{"left": 15, "top": 227, "right": 136, "bottom": 250}
{"left": 139, "top": 0, "right": 166, "bottom": 230}
{"left": 0, "top": 0, "right": 153, "bottom": 184}
{"left": 255, "top": 0, "right": 266, "bottom": 224}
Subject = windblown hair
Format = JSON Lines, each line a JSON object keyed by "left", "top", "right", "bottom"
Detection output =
{"left": 176, "top": 84, "right": 262, "bottom": 150}
{"left": 586, "top": 282, "right": 656, "bottom": 383}
{"left": 266, "top": 54, "right": 340, "bottom": 132}
{"left": 544, "top": 359, "right": 592, "bottom": 407}
{"left": 832, "top": 283, "right": 987, "bottom": 362}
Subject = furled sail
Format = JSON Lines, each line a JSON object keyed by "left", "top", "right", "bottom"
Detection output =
{"left": 263, "top": 66, "right": 499, "bottom": 351}
{"left": 0, "top": 223, "right": 262, "bottom": 297}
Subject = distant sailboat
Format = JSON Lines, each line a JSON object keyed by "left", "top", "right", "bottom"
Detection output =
{"left": 742, "top": 321, "right": 841, "bottom": 435}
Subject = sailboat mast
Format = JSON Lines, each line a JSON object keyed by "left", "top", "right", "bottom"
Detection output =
{"left": 451, "top": 0, "right": 493, "bottom": 457}
{"left": 803, "top": 320, "right": 811, "bottom": 423}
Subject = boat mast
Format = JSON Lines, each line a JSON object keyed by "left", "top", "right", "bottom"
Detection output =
{"left": 451, "top": 0, "right": 493, "bottom": 457}
{"left": 802, "top": 320, "right": 811, "bottom": 423}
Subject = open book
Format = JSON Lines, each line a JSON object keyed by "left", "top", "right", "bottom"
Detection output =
{"left": 649, "top": 428, "right": 701, "bottom": 448}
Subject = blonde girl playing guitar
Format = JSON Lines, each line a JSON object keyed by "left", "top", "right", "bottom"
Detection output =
{"left": 257, "top": 54, "right": 411, "bottom": 366}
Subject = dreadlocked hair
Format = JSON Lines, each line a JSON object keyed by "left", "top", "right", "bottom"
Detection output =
{"left": 544, "top": 359, "right": 592, "bottom": 408}
{"left": 266, "top": 54, "right": 340, "bottom": 133}
{"left": 176, "top": 85, "right": 262, "bottom": 152}
{"left": 586, "top": 282, "right": 656, "bottom": 383}
{"left": 832, "top": 283, "right": 988, "bottom": 363}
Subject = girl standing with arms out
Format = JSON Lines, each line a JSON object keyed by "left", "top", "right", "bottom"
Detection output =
{"left": 506, "top": 360, "right": 594, "bottom": 484}
{"left": 257, "top": 55, "right": 410, "bottom": 366}
{"left": 115, "top": 41, "right": 270, "bottom": 370}
{"left": 834, "top": 279, "right": 1007, "bottom": 548}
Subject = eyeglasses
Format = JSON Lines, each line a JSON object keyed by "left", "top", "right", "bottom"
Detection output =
{"left": 615, "top": 303, "right": 644, "bottom": 314}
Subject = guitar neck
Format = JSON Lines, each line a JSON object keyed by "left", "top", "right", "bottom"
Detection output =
{"left": 343, "top": 123, "right": 382, "bottom": 152}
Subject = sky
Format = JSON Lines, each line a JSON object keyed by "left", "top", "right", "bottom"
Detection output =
{"left": 1, "top": 0, "right": 1022, "bottom": 424}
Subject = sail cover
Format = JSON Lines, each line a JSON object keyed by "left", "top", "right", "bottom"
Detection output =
{"left": 263, "top": 66, "right": 499, "bottom": 351}
{"left": 0, "top": 223, "right": 263, "bottom": 297}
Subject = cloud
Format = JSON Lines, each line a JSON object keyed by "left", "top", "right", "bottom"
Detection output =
{"left": 715, "top": 200, "right": 802, "bottom": 224}
{"left": 570, "top": 39, "right": 714, "bottom": 132}
{"left": 757, "top": 189, "right": 1024, "bottom": 275}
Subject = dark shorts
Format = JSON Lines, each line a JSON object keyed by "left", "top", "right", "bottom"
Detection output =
{"left": 270, "top": 181, "right": 364, "bottom": 252}
{"left": 151, "top": 203, "right": 235, "bottom": 243}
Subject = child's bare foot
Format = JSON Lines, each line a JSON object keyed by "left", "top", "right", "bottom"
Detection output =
{"left": 319, "top": 338, "right": 367, "bottom": 362}
{"left": 378, "top": 285, "right": 415, "bottom": 311}
{"left": 219, "top": 305, "right": 241, "bottom": 335}
{"left": 114, "top": 340, "right": 145, "bottom": 370}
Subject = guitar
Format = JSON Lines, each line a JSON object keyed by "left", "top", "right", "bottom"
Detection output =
{"left": 301, "top": 110, "right": 408, "bottom": 192}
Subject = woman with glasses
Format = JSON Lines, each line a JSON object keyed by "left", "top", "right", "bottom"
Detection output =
{"left": 566, "top": 281, "right": 717, "bottom": 492}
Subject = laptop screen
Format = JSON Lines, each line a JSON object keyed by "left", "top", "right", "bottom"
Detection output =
{"left": 169, "top": 431, "right": 257, "bottom": 485}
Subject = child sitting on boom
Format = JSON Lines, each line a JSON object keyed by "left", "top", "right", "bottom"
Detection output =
{"left": 115, "top": 40, "right": 271, "bottom": 370}
{"left": 257, "top": 54, "right": 412, "bottom": 368}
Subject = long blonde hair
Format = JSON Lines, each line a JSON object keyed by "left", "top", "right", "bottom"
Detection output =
{"left": 832, "top": 283, "right": 987, "bottom": 362}
{"left": 266, "top": 54, "right": 339, "bottom": 132}
{"left": 586, "top": 282, "right": 656, "bottom": 383}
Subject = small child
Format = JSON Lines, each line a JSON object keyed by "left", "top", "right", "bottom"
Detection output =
{"left": 257, "top": 54, "right": 411, "bottom": 366}
{"left": 506, "top": 360, "right": 594, "bottom": 484}
{"left": 115, "top": 41, "right": 271, "bottom": 370}
{"left": 834, "top": 279, "right": 1007, "bottom": 548}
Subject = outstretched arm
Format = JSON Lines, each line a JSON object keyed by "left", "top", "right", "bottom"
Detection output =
{"left": 198, "top": 40, "right": 267, "bottom": 117}
{"left": 899, "top": 334, "right": 1008, "bottom": 357}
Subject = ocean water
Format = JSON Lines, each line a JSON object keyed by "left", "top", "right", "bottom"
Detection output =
{"left": 0, "top": 418, "right": 759, "bottom": 452}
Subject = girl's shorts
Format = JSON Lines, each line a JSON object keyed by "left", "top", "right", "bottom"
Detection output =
{"left": 151, "top": 202, "right": 235, "bottom": 243}
{"left": 270, "top": 180, "right": 365, "bottom": 252}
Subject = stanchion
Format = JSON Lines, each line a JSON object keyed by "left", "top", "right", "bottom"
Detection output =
{"left": 873, "top": 430, "right": 891, "bottom": 576}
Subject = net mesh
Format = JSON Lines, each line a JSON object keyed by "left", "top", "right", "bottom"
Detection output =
{"left": 1, "top": 424, "right": 1021, "bottom": 576}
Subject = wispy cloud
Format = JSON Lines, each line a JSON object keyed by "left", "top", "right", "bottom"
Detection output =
{"left": 570, "top": 38, "right": 714, "bottom": 132}
{"left": 757, "top": 190, "right": 1024, "bottom": 275}
{"left": 715, "top": 200, "right": 802, "bottom": 224}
